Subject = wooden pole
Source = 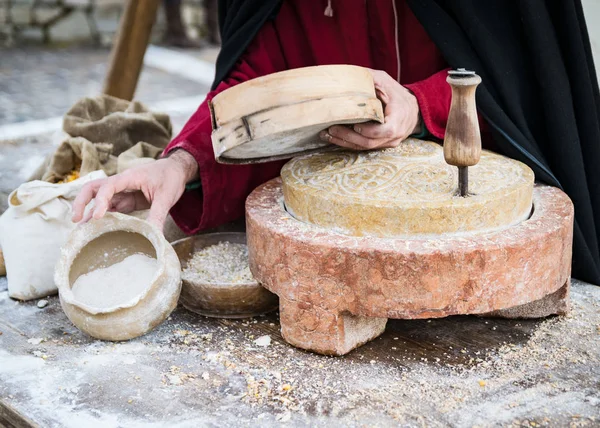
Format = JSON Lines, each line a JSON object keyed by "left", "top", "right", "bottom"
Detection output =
{"left": 103, "top": 0, "right": 161, "bottom": 101}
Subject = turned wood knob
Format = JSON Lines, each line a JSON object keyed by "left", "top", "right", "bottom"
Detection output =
{"left": 443, "top": 69, "right": 482, "bottom": 168}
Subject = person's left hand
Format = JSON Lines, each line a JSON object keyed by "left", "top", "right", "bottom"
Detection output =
{"left": 319, "top": 69, "right": 421, "bottom": 150}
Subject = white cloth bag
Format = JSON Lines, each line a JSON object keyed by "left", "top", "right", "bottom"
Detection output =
{"left": 0, "top": 171, "right": 106, "bottom": 300}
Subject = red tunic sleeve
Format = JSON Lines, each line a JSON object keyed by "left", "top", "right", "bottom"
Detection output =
{"left": 162, "top": 22, "right": 288, "bottom": 235}
{"left": 405, "top": 69, "right": 493, "bottom": 143}
{"left": 399, "top": 2, "right": 491, "bottom": 144}
{"left": 405, "top": 69, "right": 452, "bottom": 140}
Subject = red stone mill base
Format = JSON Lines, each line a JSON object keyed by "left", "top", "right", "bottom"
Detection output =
{"left": 246, "top": 178, "right": 574, "bottom": 356}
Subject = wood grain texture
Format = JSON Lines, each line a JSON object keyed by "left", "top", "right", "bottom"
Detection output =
{"left": 443, "top": 74, "right": 482, "bottom": 167}
{"left": 1, "top": 271, "right": 599, "bottom": 426}
{"left": 102, "top": 0, "right": 161, "bottom": 101}
{"left": 0, "top": 399, "right": 39, "bottom": 428}
{"left": 210, "top": 65, "right": 384, "bottom": 164}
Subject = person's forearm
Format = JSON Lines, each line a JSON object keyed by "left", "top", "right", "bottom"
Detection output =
{"left": 161, "top": 11, "right": 292, "bottom": 235}
{"left": 167, "top": 148, "right": 199, "bottom": 183}
{"left": 161, "top": 93, "right": 285, "bottom": 234}
{"left": 410, "top": 109, "right": 424, "bottom": 136}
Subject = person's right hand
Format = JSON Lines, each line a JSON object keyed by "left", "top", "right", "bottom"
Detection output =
{"left": 71, "top": 149, "right": 199, "bottom": 228}
{"left": 319, "top": 69, "right": 421, "bottom": 150}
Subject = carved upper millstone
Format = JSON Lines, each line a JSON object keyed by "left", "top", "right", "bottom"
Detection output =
{"left": 281, "top": 139, "right": 535, "bottom": 237}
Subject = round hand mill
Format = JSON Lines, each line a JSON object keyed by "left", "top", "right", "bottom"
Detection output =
{"left": 208, "top": 65, "right": 574, "bottom": 356}
{"left": 443, "top": 68, "right": 482, "bottom": 197}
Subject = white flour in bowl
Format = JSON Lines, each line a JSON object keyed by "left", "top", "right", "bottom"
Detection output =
{"left": 182, "top": 242, "right": 254, "bottom": 284}
{"left": 71, "top": 254, "right": 157, "bottom": 309}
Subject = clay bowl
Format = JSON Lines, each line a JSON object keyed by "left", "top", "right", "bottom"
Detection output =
{"left": 55, "top": 213, "right": 182, "bottom": 341}
{"left": 171, "top": 232, "right": 278, "bottom": 318}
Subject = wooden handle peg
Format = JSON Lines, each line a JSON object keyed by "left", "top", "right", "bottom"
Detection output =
{"left": 443, "top": 69, "right": 482, "bottom": 168}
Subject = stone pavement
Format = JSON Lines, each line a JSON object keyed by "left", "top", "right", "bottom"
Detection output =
{"left": 0, "top": 46, "right": 209, "bottom": 125}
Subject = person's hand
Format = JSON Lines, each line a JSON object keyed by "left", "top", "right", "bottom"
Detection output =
{"left": 319, "top": 69, "right": 421, "bottom": 150}
{"left": 71, "top": 149, "right": 198, "bottom": 228}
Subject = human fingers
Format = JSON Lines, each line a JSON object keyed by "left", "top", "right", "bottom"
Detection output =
{"left": 352, "top": 120, "right": 399, "bottom": 140}
{"left": 325, "top": 125, "right": 389, "bottom": 150}
{"left": 357, "top": 100, "right": 418, "bottom": 142}
{"left": 146, "top": 191, "right": 172, "bottom": 229}
{"left": 92, "top": 174, "right": 139, "bottom": 220}
{"left": 72, "top": 178, "right": 104, "bottom": 222}
{"left": 81, "top": 205, "right": 94, "bottom": 223}
{"left": 108, "top": 191, "right": 148, "bottom": 214}
{"left": 319, "top": 129, "right": 366, "bottom": 150}
{"left": 368, "top": 69, "right": 397, "bottom": 104}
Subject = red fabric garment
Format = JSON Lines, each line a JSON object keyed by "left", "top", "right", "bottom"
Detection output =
{"left": 164, "top": 0, "right": 456, "bottom": 234}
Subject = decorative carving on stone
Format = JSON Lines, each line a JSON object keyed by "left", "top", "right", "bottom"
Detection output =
{"left": 282, "top": 139, "right": 535, "bottom": 236}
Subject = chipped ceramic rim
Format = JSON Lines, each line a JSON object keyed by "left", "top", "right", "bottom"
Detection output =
{"left": 55, "top": 212, "right": 167, "bottom": 315}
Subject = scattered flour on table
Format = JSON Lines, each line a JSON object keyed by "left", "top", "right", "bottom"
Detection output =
{"left": 182, "top": 242, "right": 254, "bottom": 284}
{"left": 254, "top": 335, "right": 272, "bottom": 347}
{"left": 71, "top": 254, "right": 157, "bottom": 308}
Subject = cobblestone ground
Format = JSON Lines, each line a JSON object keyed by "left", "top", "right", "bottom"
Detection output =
{"left": 0, "top": 46, "right": 209, "bottom": 125}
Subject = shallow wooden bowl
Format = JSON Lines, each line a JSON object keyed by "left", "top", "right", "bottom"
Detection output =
{"left": 171, "top": 232, "right": 278, "bottom": 318}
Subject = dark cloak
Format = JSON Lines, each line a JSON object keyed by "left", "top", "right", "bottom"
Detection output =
{"left": 214, "top": 0, "right": 600, "bottom": 285}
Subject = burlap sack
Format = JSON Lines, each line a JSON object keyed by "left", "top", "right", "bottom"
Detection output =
{"left": 63, "top": 95, "right": 172, "bottom": 155}
{"left": 40, "top": 138, "right": 117, "bottom": 183}
{"left": 33, "top": 139, "right": 164, "bottom": 183}
{"left": 16, "top": 95, "right": 186, "bottom": 246}
{"left": 117, "top": 142, "right": 164, "bottom": 174}
{"left": 30, "top": 95, "right": 172, "bottom": 183}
